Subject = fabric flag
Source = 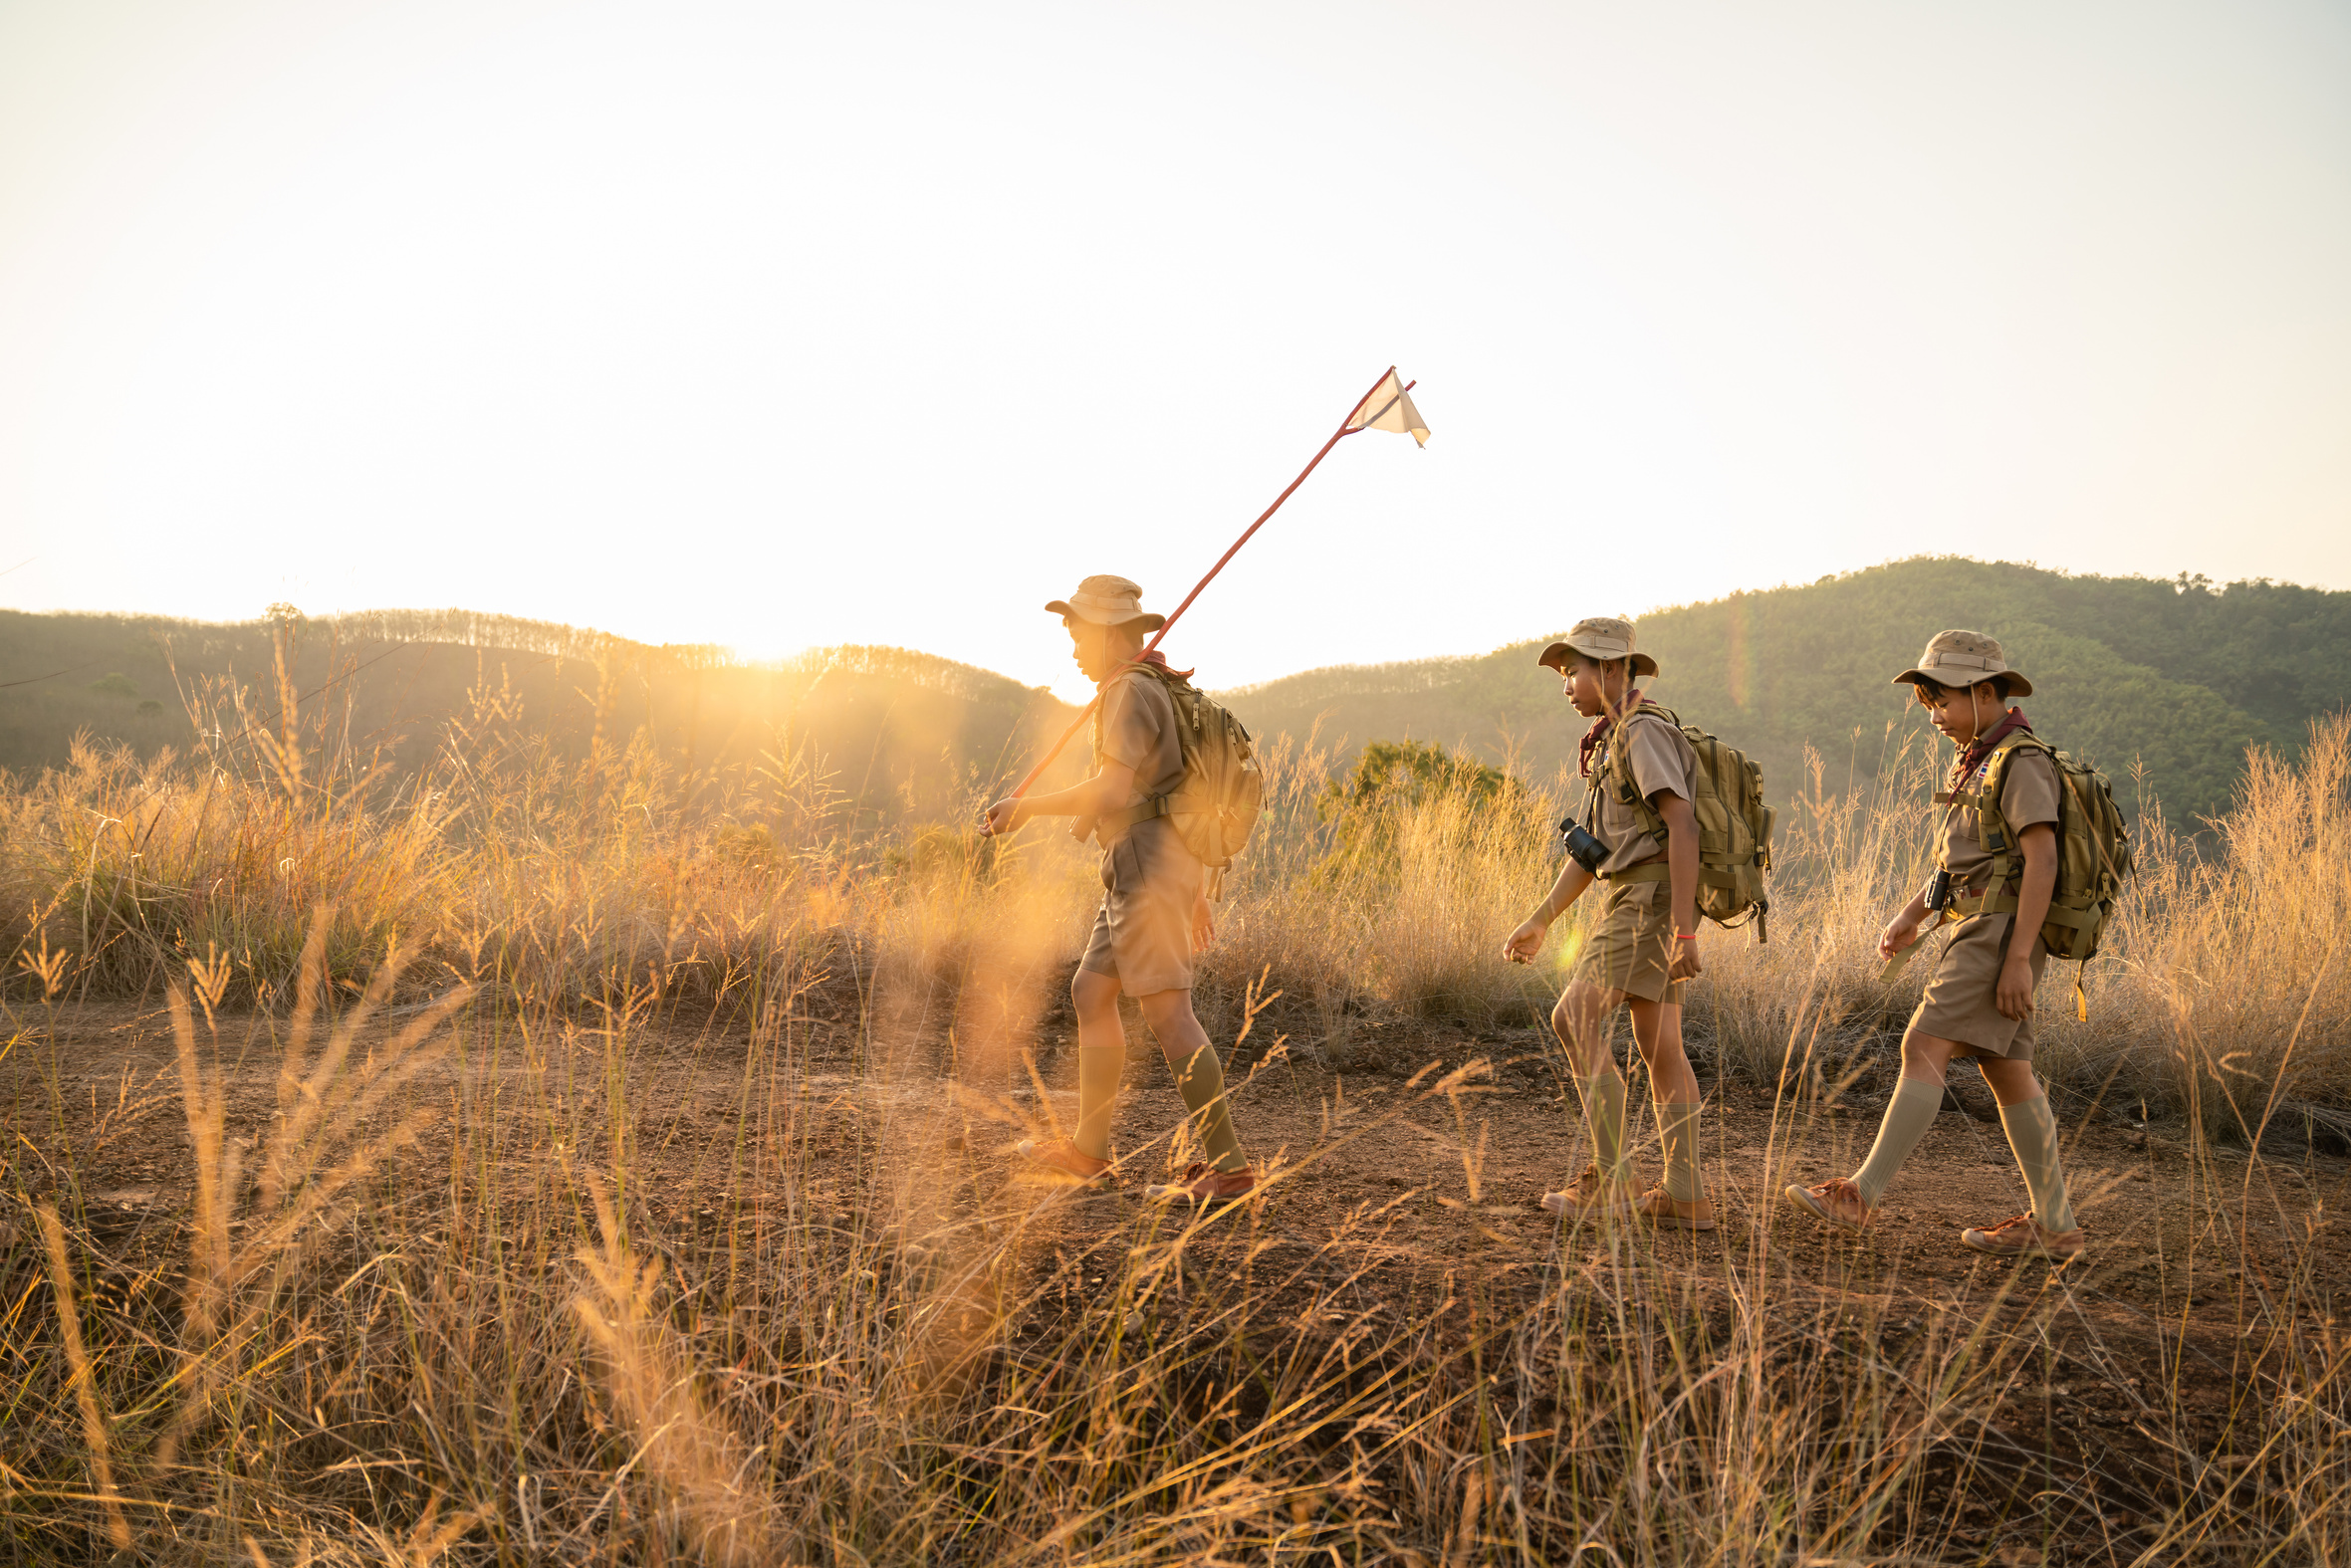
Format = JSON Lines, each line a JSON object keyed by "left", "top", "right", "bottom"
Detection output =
{"left": 1345, "top": 370, "right": 1430, "bottom": 446}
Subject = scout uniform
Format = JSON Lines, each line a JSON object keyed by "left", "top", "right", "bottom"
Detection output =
{"left": 1908, "top": 666, "right": 2061, "bottom": 1061}
{"left": 1539, "top": 618, "right": 1702, "bottom": 1007}
{"left": 1784, "top": 630, "right": 2084, "bottom": 1259}
{"left": 1533, "top": 617, "right": 1711, "bottom": 1226}
{"left": 1075, "top": 661, "right": 1203, "bottom": 998}
{"left": 1015, "top": 575, "right": 1252, "bottom": 1202}
{"left": 1558, "top": 688, "right": 1703, "bottom": 1007}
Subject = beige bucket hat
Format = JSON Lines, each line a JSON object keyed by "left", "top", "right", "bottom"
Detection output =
{"left": 1045, "top": 574, "right": 1165, "bottom": 632}
{"left": 1537, "top": 616, "right": 1659, "bottom": 679}
{"left": 1892, "top": 629, "right": 2033, "bottom": 698}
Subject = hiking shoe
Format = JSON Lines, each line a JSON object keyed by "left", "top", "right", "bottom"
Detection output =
{"left": 1633, "top": 1184, "right": 1717, "bottom": 1232}
{"left": 1960, "top": 1213, "right": 2085, "bottom": 1261}
{"left": 1784, "top": 1176, "right": 1872, "bottom": 1233}
{"left": 1540, "top": 1163, "right": 1635, "bottom": 1223}
{"left": 1145, "top": 1163, "right": 1256, "bottom": 1204}
{"left": 1016, "top": 1138, "right": 1111, "bottom": 1185}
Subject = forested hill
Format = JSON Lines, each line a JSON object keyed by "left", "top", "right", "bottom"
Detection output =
{"left": 9, "top": 560, "right": 2344, "bottom": 830}
{"left": 1216, "top": 559, "right": 2351, "bottom": 826}
{"left": 0, "top": 608, "right": 1083, "bottom": 828}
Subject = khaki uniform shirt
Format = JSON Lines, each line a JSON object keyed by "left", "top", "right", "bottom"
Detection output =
{"left": 1584, "top": 709, "right": 1701, "bottom": 874}
{"left": 1912, "top": 737, "right": 2063, "bottom": 1059}
{"left": 1092, "top": 670, "right": 1187, "bottom": 849}
{"left": 1078, "top": 668, "right": 1201, "bottom": 996}
{"left": 1939, "top": 743, "right": 2062, "bottom": 892}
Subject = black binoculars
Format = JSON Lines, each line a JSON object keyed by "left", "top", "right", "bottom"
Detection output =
{"left": 1559, "top": 817, "right": 1608, "bottom": 875}
{"left": 1922, "top": 867, "right": 1954, "bottom": 912}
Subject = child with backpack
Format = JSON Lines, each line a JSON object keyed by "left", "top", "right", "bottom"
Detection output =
{"left": 982, "top": 574, "right": 1259, "bottom": 1204}
{"left": 1786, "top": 630, "right": 2087, "bottom": 1260}
{"left": 1503, "top": 617, "right": 1719, "bottom": 1231}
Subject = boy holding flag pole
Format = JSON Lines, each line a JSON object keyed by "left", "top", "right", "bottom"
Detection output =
{"left": 981, "top": 367, "right": 1430, "bottom": 1203}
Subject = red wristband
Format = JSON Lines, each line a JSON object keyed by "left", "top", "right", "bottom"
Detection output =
{"left": 1675, "top": 932, "right": 1699, "bottom": 942}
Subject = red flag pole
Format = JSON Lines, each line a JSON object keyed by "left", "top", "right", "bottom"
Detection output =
{"left": 995, "top": 366, "right": 1407, "bottom": 810}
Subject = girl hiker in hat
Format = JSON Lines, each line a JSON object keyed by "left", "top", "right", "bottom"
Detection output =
{"left": 982, "top": 574, "right": 1258, "bottom": 1204}
{"left": 1503, "top": 617, "right": 1716, "bottom": 1231}
{"left": 1786, "top": 630, "right": 2084, "bottom": 1260}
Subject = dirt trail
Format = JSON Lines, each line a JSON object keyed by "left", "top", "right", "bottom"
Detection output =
{"left": 10, "top": 1000, "right": 2345, "bottom": 1544}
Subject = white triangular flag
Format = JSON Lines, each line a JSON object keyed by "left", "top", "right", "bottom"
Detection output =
{"left": 1345, "top": 370, "right": 1430, "bottom": 446}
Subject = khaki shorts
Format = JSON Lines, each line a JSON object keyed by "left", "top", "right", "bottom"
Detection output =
{"left": 1567, "top": 878, "right": 1687, "bottom": 1007}
{"left": 1077, "top": 820, "right": 1202, "bottom": 998}
{"left": 1909, "top": 911, "right": 2048, "bottom": 1061}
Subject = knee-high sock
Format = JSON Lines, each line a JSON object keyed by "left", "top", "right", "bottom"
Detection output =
{"left": 1169, "top": 1046, "right": 1246, "bottom": 1173}
{"left": 1655, "top": 1100, "right": 1705, "bottom": 1203}
{"left": 1998, "top": 1093, "right": 2077, "bottom": 1232}
{"left": 1574, "top": 1064, "right": 1632, "bottom": 1184}
{"left": 1072, "top": 1045, "right": 1123, "bottom": 1161}
{"left": 1852, "top": 1077, "right": 1943, "bottom": 1209}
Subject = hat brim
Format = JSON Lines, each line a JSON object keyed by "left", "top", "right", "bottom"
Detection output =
{"left": 1538, "top": 640, "right": 1659, "bottom": 678}
{"left": 1046, "top": 600, "right": 1165, "bottom": 632}
{"left": 1893, "top": 664, "right": 2032, "bottom": 698}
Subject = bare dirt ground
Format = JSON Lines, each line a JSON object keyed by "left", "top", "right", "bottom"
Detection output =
{"left": 9, "top": 998, "right": 2347, "bottom": 1562}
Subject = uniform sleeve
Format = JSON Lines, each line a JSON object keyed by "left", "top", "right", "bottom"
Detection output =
{"left": 1998, "top": 747, "right": 2062, "bottom": 832}
{"left": 1095, "top": 674, "right": 1164, "bottom": 773}
{"left": 1623, "top": 714, "right": 1695, "bottom": 804}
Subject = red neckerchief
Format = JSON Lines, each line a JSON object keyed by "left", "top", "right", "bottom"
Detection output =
{"left": 1953, "top": 706, "right": 2032, "bottom": 784}
{"left": 1578, "top": 688, "right": 1645, "bottom": 779}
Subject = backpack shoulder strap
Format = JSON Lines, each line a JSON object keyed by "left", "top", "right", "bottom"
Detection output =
{"left": 1606, "top": 703, "right": 1678, "bottom": 846}
{"left": 1976, "top": 732, "right": 2055, "bottom": 889}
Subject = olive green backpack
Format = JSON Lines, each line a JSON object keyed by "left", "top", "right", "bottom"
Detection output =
{"left": 1940, "top": 732, "right": 2134, "bottom": 1011}
{"left": 1587, "top": 701, "right": 1776, "bottom": 940}
{"left": 1093, "top": 663, "right": 1264, "bottom": 896}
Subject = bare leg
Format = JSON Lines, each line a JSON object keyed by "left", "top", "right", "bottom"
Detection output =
{"left": 1628, "top": 1000, "right": 1710, "bottom": 1219}
{"left": 1626, "top": 998, "right": 1699, "bottom": 1104}
{"left": 1975, "top": 1055, "right": 2042, "bottom": 1106}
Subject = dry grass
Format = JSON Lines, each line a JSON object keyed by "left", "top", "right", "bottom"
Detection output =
{"left": 2, "top": 698, "right": 2347, "bottom": 1562}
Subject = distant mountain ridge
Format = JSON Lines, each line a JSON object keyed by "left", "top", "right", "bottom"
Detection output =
{"left": 9, "top": 559, "right": 2344, "bottom": 828}
{"left": 1217, "top": 558, "right": 2351, "bottom": 826}
{"left": 0, "top": 608, "right": 1082, "bottom": 827}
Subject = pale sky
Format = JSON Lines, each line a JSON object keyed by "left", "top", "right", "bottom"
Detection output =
{"left": 4, "top": 0, "right": 2347, "bottom": 700}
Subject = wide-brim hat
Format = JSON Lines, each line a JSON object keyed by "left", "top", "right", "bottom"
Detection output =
{"left": 1892, "top": 629, "right": 2033, "bottom": 698}
{"left": 1045, "top": 573, "right": 1165, "bottom": 631}
{"left": 1537, "top": 615, "right": 1658, "bottom": 679}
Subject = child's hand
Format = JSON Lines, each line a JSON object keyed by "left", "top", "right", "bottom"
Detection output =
{"left": 1668, "top": 937, "right": 1703, "bottom": 982}
{"left": 1191, "top": 893, "right": 1217, "bottom": 953}
{"left": 1996, "top": 954, "right": 2036, "bottom": 1020}
{"left": 982, "top": 797, "right": 1027, "bottom": 836}
{"left": 1502, "top": 917, "right": 1546, "bottom": 965}
{"left": 1878, "top": 910, "right": 1922, "bottom": 960}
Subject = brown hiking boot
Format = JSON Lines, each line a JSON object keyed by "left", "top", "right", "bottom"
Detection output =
{"left": 1633, "top": 1184, "right": 1717, "bottom": 1232}
{"left": 1540, "top": 1163, "right": 1635, "bottom": 1223}
{"left": 1016, "top": 1137, "right": 1111, "bottom": 1185}
{"left": 1144, "top": 1162, "right": 1257, "bottom": 1204}
{"left": 1783, "top": 1176, "right": 1872, "bottom": 1232}
{"left": 1961, "top": 1213, "right": 2085, "bottom": 1261}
